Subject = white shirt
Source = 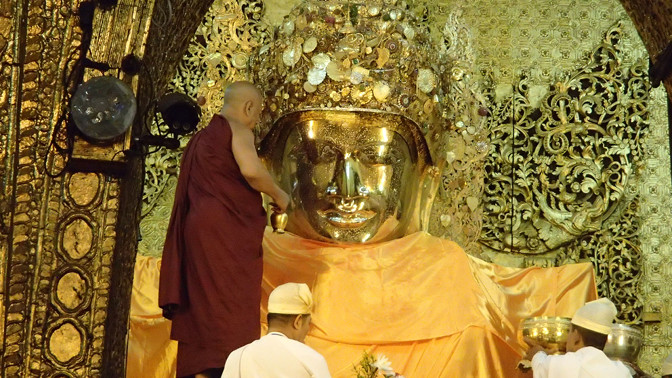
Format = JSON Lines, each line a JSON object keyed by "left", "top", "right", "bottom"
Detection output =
{"left": 531, "top": 347, "right": 632, "bottom": 378}
{"left": 221, "top": 332, "right": 331, "bottom": 378}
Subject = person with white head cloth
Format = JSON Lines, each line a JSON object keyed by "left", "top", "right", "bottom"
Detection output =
{"left": 221, "top": 283, "right": 331, "bottom": 378}
{"left": 662, "top": 352, "right": 672, "bottom": 378}
{"left": 524, "top": 298, "right": 632, "bottom": 377}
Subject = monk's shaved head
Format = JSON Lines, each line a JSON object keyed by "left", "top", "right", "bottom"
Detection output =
{"left": 220, "top": 81, "right": 265, "bottom": 129}
{"left": 223, "top": 81, "right": 262, "bottom": 106}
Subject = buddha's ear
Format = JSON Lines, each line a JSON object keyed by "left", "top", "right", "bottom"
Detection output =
{"left": 417, "top": 163, "right": 443, "bottom": 233}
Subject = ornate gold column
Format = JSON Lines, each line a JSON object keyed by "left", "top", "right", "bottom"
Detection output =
{"left": 1, "top": 0, "right": 222, "bottom": 374}
{"left": 0, "top": 0, "right": 157, "bottom": 375}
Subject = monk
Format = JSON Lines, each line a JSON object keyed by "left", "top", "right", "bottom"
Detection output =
{"left": 158, "top": 81, "right": 290, "bottom": 378}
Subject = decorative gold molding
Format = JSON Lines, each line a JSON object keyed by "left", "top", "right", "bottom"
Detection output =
{"left": 0, "top": 0, "right": 156, "bottom": 375}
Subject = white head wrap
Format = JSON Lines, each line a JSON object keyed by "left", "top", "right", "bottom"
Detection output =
{"left": 571, "top": 298, "right": 617, "bottom": 335}
{"left": 268, "top": 283, "right": 313, "bottom": 315}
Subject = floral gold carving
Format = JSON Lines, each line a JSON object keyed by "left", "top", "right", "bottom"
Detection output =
{"left": 47, "top": 321, "right": 83, "bottom": 364}
{"left": 55, "top": 271, "right": 90, "bottom": 312}
{"left": 481, "top": 23, "right": 648, "bottom": 255}
{"left": 61, "top": 218, "right": 95, "bottom": 261}
{"left": 67, "top": 173, "right": 102, "bottom": 208}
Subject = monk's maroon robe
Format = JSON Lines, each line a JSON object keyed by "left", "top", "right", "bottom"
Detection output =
{"left": 159, "top": 114, "right": 267, "bottom": 376}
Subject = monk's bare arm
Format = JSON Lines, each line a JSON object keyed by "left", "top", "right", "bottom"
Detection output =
{"left": 231, "top": 125, "right": 290, "bottom": 211}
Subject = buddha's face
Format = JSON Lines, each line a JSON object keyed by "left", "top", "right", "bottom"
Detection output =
{"left": 261, "top": 111, "right": 431, "bottom": 244}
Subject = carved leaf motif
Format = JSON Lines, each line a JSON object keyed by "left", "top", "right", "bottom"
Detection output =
{"left": 480, "top": 23, "right": 647, "bottom": 324}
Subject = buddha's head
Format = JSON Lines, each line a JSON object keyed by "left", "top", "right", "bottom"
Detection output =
{"left": 252, "top": 0, "right": 487, "bottom": 243}
{"left": 260, "top": 109, "right": 432, "bottom": 243}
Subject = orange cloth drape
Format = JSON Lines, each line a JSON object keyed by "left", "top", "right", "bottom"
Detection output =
{"left": 126, "top": 230, "right": 597, "bottom": 378}
{"left": 127, "top": 255, "right": 177, "bottom": 377}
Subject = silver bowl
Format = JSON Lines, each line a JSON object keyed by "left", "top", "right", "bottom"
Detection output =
{"left": 603, "top": 323, "right": 643, "bottom": 363}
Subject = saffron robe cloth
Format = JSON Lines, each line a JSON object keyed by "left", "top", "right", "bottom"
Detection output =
{"left": 222, "top": 332, "right": 332, "bottom": 378}
{"left": 261, "top": 231, "right": 598, "bottom": 378}
{"left": 531, "top": 347, "right": 632, "bottom": 377}
{"left": 127, "top": 255, "right": 177, "bottom": 378}
{"left": 129, "top": 229, "right": 597, "bottom": 377}
{"left": 158, "top": 114, "right": 267, "bottom": 376}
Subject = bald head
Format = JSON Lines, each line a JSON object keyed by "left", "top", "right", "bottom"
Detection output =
{"left": 223, "top": 81, "right": 262, "bottom": 106}
{"left": 220, "top": 81, "right": 264, "bottom": 129}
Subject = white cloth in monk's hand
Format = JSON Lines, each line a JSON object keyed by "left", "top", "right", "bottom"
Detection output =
{"left": 222, "top": 332, "right": 331, "bottom": 378}
{"left": 531, "top": 346, "right": 632, "bottom": 378}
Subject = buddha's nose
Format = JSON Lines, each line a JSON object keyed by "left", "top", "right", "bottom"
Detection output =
{"left": 326, "top": 154, "right": 369, "bottom": 200}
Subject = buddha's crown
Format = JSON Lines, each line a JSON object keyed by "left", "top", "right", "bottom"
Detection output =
{"left": 251, "top": 0, "right": 489, "bottom": 161}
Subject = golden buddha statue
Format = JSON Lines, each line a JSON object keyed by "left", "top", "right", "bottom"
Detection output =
{"left": 124, "top": 2, "right": 603, "bottom": 377}
{"left": 253, "top": 0, "right": 490, "bottom": 246}
{"left": 249, "top": 1, "right": 600, "bottom": 377}
{"left": 260, "top": 109, "right": 432, "bottom": 243}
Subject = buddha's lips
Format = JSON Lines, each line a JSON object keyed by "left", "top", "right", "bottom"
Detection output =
{"left": 317, "top": 209, "right": 376, "bottom": 228}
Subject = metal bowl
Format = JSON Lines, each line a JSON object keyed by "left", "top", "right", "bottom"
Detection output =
{"left": 604, "top": 323, "right": 643, "bottom": 363}
{"left": 269, "top": 211, "right": 288, "bottom": 233}
{"left": 520, "top": 316, "right": 572, "bottom": 354}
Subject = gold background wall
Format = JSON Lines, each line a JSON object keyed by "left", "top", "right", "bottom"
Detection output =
{"left": 137, "top": 0, "right": 672, "bottom": 375}
{"left": 2, "top": 0, "right": 671, "bottom": 376}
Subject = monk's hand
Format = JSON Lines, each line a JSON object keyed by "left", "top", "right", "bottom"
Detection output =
{"left": 269, "top": 202, "right": 283, "bottom": 213}
{"left": 162, "top": 304, "right": 178, "bottom": 320}
{"left": 270, "top": 192, "right": 290, "bottom": 214}
{"left": 274, "top": 191, "right": 290, "bottom": 213}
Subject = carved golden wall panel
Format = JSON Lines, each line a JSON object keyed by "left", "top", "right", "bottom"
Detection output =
{"left": 638, "top": 86, "right": 671, "bottom": 376}
{"left": 136, "top": 0, "right": 672, "bottom": 375}
{"left": 38, "top": 172, "right": 120, "bottom": 376}
{"left": 478, "top": 24, "right": 649, "bottom": 335}
{"left": 1, "top": 0, "right": 156, "bottom": 375}
{"left": 480, "top": 23, "right": 649, "bottom": 256}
